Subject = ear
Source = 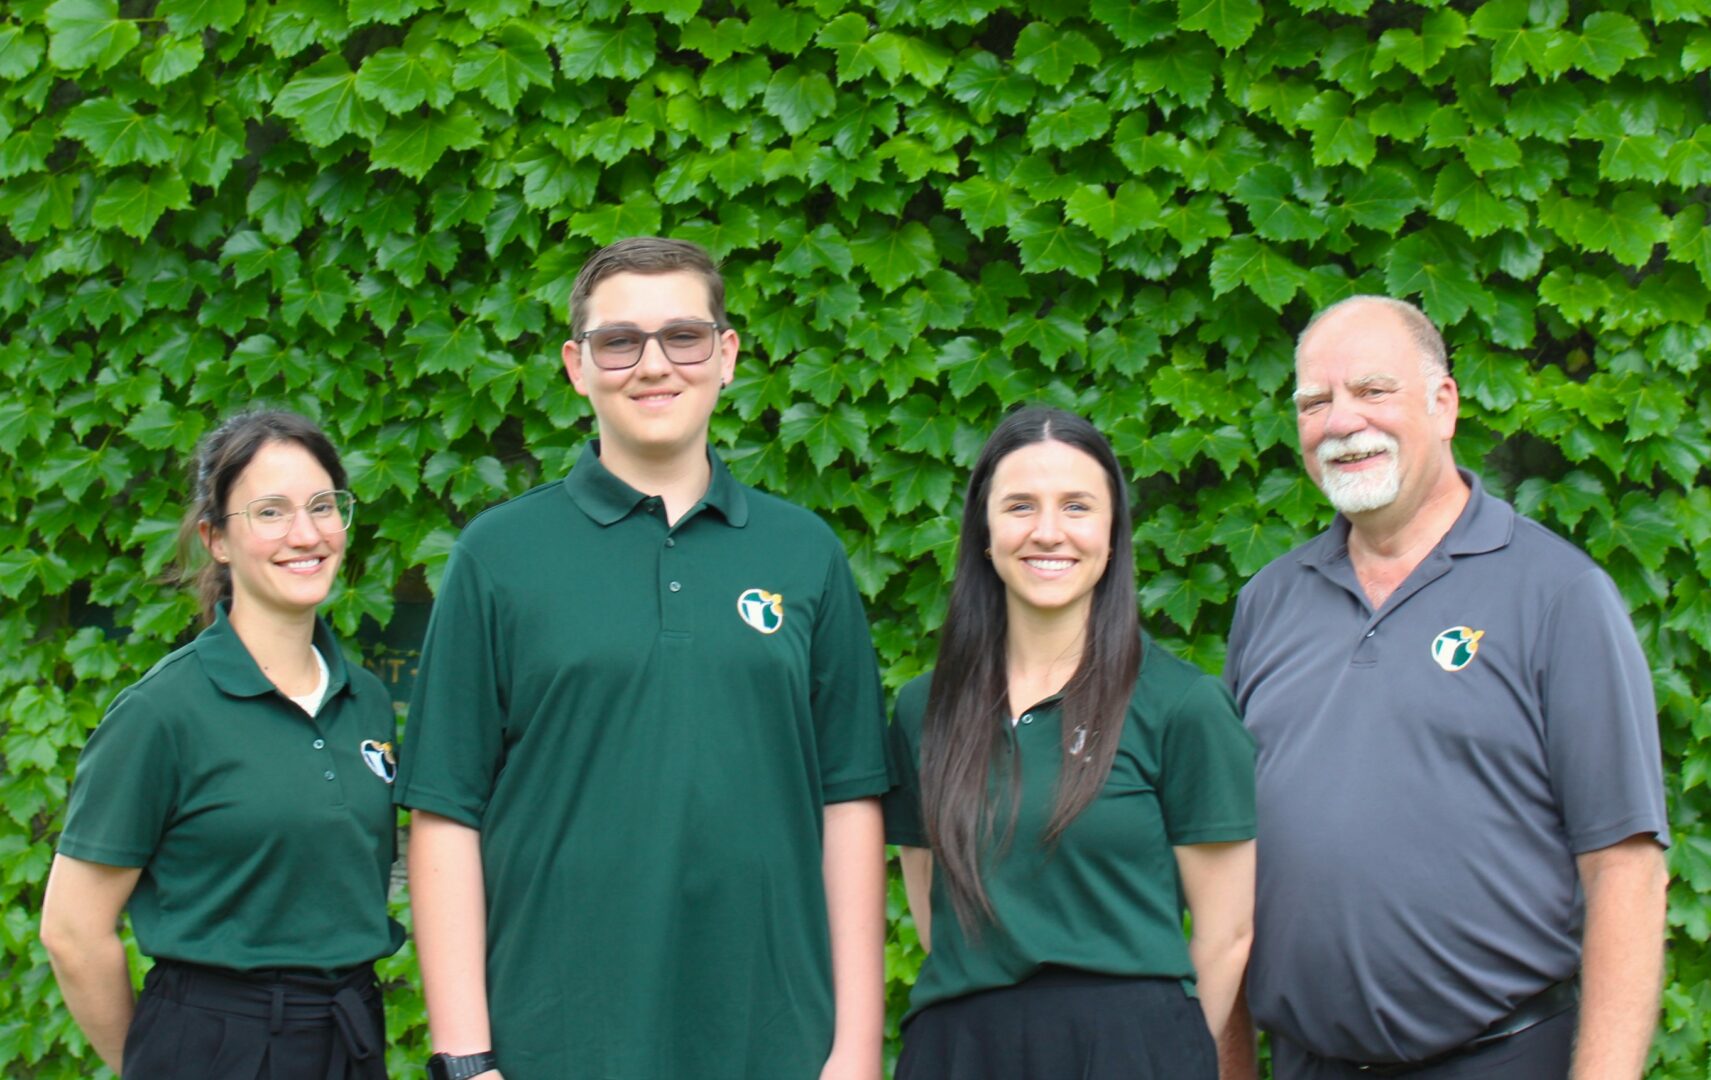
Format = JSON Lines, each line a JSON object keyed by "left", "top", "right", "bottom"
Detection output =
{"left": 1434, "top": 375, "right": 1460, "bottom": 439}
{"left": 717, "top": 327, "right": 739, "bottom": 388}
{"left": 563, "top": 338, "right": 590, "bottom": 398}
{"left": 200, "top": 518, "right": 228, "bottom": 565}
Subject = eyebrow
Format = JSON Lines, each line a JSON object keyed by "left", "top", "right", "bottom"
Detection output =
{"left": 1292, "top": 373, "right": 1403, "bottom": 404}
{"left": 996, "top": 490, "right": 1103, "bottom": 501}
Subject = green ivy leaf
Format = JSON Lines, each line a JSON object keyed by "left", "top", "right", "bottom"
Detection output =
{"left": 275, "top": 55, "right": 386, "bottom": 146}
{"left": 778, "top": 401, "right": 870, "bottom": 469}
{"left": 1470, "top": 0, "right": 1575, "bottom": 84}
{"left": 279, "top": 266, "right": 352, "bottom": 331}
{"left": 1209, "top": 235, "right": 1307, "bottom": 310}
{"left": 1585, "top": 492, "right": 1679, "bottom": 571}
{"left": 943, "top": 176, "right": 1016, "bottom": 236}
{"left": 763, "top": 64, "right": 838, "bottom": 135}
{"left": 1209, "top": 507, "right": 1296, "bottom": 574}
{"left": 1383, "top": 228, "right": 1493, "bottom": 326}
{"left": 1130, "top": 37, "right": 1218, "bottom": 108}
{"left": 1064, "top": 181, "right": 1159, "bottom": 243}
{"left": 1008, "top": 206, "right": 1102, "bottom": 281}
{"left": 1431, "top": 161, "right": 1527, "bottom": 238}
{"left": 777, "top": 223, "right": 854, "bottom": 278}
{"left": 944, "top": 50, "right": 1035, "bottom": 122}
{"left": 681, "top": 17, "right": 746, "bottom": 63}
{"left": 1177, "top": 0, "right": 1262, "bottom": 50}
{"left": 1576, "top": 11, "right": 1649, "bottom": 79}
{"left": 61, "top": 99, "right": 179, "bottom": 167}
{"left": 1232, "top": 164, "right": 1327, "bottom": 242}
{"left": 141, "top": 34, "right": 203, "bottom": 85}
{"left": 454, "top": 25, "right": 554, "bottom": 111}
{"left": 1373, "top": 9, "right": 1467, "bottom": 74}
{"left": 45, "top": 0, "right": 139, "bottom": 71}
{"left": 849, "top": 218, "right": 938, "bottom": 293}
{"left": 1011, "top": 23, "right": 1101, "bottom": 88}
{"left": 557, "top": 18, "right": 657, "bottom": 81}
{"left": 1338, "top": 165, "right": 1420, "bottom": 233}
{"left": 157, "top": 0, "right": 245, "bottom": 34}
{"left": 90, "top": 170, "right": 189, "bottom": 238}
{"left": 357, "top": 43, "right": 455, "bottom": 113}
{"left": 569, "top": 198, "right": 664, "bottom": 246}
{"left": 370, "top": 107, "right": 484, "bottom": 180}
{"left": 0, "top": 25, "right": 45, "bottom": 80}
{"left": 1026, "top": 99, "right": 1111, "bottom": 151}
{"left": 1298, "top": 91, "right": 1376, "bottom": 168}
{"left": 818, "top": 13, "right": 904, "bottom": 84}
{"left": 1138, "top": 560, "right": 1229, "bottom": 631}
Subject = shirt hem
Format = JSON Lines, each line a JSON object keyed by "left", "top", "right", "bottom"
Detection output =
{"left": 1167, "top": 822, "right": 1257, "bottom": 845}
{"left": 393, "top": 787, "right": 484, "bottom": 829}
{"left": 823, "top": 770, "right": 892, "bottom": 804}
{"left": 1569, "top": 814, "right": 1670, "bottom": 853}
{"left": 56, "top": 837, "right": 151, "bottom": 868}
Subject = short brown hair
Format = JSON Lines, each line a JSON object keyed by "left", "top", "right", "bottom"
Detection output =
{"left": 568, "top": 237, "right": 727, "bottom": 335}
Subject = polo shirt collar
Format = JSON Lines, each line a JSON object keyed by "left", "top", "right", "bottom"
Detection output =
{"left": 196, "top": 602, "right": 353, "bottom": 700}
{"left": 1296, "top": 466, "right": 1512, "bottom": 569}
{"left": 563, "top": 440, "right": 750, "bottom": 527}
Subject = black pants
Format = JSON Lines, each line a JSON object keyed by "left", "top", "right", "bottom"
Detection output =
{"left": 1272, "top": 1009, "right": 1576, "bottom": 1080}
{"left": 896, "top": 966, "right": 1217, "bottom": 1080}
{"left": 123, "top": 960, "right": 387, "bottom": 1080}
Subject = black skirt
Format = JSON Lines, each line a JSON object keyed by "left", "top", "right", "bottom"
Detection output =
{"left": 123, "top": 959, "right": 387, "bottom": 1080}
{"left": 896, "top": 966, "right": 1217, "bottom": 1080}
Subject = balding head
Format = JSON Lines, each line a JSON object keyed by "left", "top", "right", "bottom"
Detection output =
{"left": 1298, "top": 296, "right": 1449, "bottom": 390}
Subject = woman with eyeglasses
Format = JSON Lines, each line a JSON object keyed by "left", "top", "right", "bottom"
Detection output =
{"left": 41, "top": 410, "right": 402, "bottom": 1079}
{"left": 883, "top": 407, "right": 1257, "bottom": 1079}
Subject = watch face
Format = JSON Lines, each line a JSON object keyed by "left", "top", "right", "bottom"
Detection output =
{"left": 426, "top": 1058, "right": 448, "bottom": 1080}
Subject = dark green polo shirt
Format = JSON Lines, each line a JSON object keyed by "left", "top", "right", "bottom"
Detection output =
{"left": 394, "top": 442, "right": 890, "bottom": 1080}
{"left": 59, "top": 605, "right": 404, "bottom": 972}
{"left": 883, "top": 634, "right": 1255, "bottom": 1020}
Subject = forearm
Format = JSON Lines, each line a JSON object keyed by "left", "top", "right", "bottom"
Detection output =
{"left": 820, "top": 799, "right": 885, "bottom": 1078}
{"left": 1571, "top": 837, "right": 1668, "bottom": 1080}
{"left": 1190, "top": 929, "right": 1252, "bottom": 1042}
{"left": 407, "top": 811, "right": 496, "bottom": 1058}
{"left": 1216, "top": 979, "right": 1259, "bottom": 1080}
{"left": 45, "top": 934, "right": 134, "bottom": 1073}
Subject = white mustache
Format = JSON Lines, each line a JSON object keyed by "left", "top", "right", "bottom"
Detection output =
{"left": 1317, "top": 431, "right": 1399, "bottom": 467}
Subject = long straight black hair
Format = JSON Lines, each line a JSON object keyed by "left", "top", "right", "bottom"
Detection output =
{"left": 921, "top": 406, "right": 1142, "bottom": 934}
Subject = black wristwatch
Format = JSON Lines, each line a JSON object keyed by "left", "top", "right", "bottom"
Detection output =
{"left": 427, "top": 1051, "right": 499, "bottom": 1080}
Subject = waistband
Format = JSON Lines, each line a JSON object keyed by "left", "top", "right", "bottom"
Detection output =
{"left": 1346, "top": 977, "right": 1579, "bottom": 1075}
{"left": 146, "top": 959, "right": 383, "bottom": 1077}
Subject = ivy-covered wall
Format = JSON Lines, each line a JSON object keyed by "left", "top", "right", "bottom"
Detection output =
{"left": 2, "top": 0, "right": 1708, "bottom": 1075}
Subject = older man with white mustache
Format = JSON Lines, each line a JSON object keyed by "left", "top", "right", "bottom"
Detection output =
{"left": 1217, "top": 296, "right": 1670, "bottom": 1080}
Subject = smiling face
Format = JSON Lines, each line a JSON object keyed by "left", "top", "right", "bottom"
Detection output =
{"left": 204, "top": 439, "right": 345, "bottom": 620}
{"left": 562, "top": 270, "right": 739, "bottom": 474}
{"left": 1294, "top": 301, "right": 1458, "bottom": 522}
{"left": 985, "top": 439, "right": 1114, "bottom": 626}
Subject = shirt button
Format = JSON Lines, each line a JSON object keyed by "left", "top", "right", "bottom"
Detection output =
{"left": 665, "top": 538, "right": 676, "bottom": 548}
{"left": 323, "top": 770, "right": 336, "bottom": 781}
{"left": 1366, "top": 630, "right": 1376, "bottom": 638}
{"left": 312, "top": 738, "right": 325, "bottom": 749}
{"left": 1021, "top": 714, "right": 1033, "bottom": 724}
{"left": 669, "top": 581, "right": 682, "bottom": 592}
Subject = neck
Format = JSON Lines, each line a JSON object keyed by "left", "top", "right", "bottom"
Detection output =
{"left": 1347, "top": 463, "right": 1470, "bottom": 567}
{"left": 1004, "top": 600, "right": 1090, "bottom": 702}
{"left": 227, "top": 601, "right": 321, "bottom": 694}
{"left": 598, "top": 438, "right": 713, "bottom": 525}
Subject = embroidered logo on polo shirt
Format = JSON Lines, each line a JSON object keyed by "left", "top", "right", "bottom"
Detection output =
{"left": 736, "top": 588, "right": 785, "bottom": 634}
{"left": 360, "top": 739, "right": 397, "bottom": 783}
{"left": 1430, "top": 626, "right": 1485, "bottom": 672}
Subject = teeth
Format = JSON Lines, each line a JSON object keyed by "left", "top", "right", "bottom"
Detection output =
{"left": 284, "top": 559, "right": 322, "bottom": 569}
{"left": 1026, "top": 558, "right": 1073, "bottom": 570}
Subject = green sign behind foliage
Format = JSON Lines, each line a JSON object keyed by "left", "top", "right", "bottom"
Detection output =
{"left": 1, "top": 0, "right": 1708, "bottom": 1075}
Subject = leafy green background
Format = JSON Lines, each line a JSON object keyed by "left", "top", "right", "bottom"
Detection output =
{"left": 3, "top": 0, "right": 1708, "bottom": 1074}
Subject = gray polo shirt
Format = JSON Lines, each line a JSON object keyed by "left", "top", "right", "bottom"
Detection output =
{"left": 1226, "top": 469, "right": 1668, "bottom": 1064}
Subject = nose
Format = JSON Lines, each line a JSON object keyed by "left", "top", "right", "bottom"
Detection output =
{"left": 285, "top": 504, "right": 326, "bottom": 546}
{"left": 1320, "top": 393, "right": 1366, "bottom": 438}
{"left": 633, "top": 333, "right": 673, "bottom": 377}
{"left": 1031, "top": 507, "right": 1066, "bottom": 545}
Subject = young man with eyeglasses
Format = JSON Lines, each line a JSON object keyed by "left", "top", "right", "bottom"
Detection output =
{"left": 395, "top": 237, "right": 890, "bottom": 1080}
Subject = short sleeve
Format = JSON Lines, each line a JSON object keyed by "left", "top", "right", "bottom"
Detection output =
{"left": 1539, "top": 569, "right": 1670, "bottom": 852}
{"left": 1158, "top": 675, "right": 1256, "bottom": 846}
{"left": 809, "top": 545, "right": 892, "bottom": 804}
{"left": 882, "top": 677, "right": 930, "bottom": 848}
{"left": 393, "top": 544, "right": 507, "bottom": 827}
{"left": 57, "top": 690, "right": 180, "bottom": 868}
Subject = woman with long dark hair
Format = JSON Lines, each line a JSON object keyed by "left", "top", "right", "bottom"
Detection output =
{"left": 884, "top": 406, "right": 1256, "bottom": 1079}
{"left": 41, "top": 410, "right": 401, "bottom": 1079}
